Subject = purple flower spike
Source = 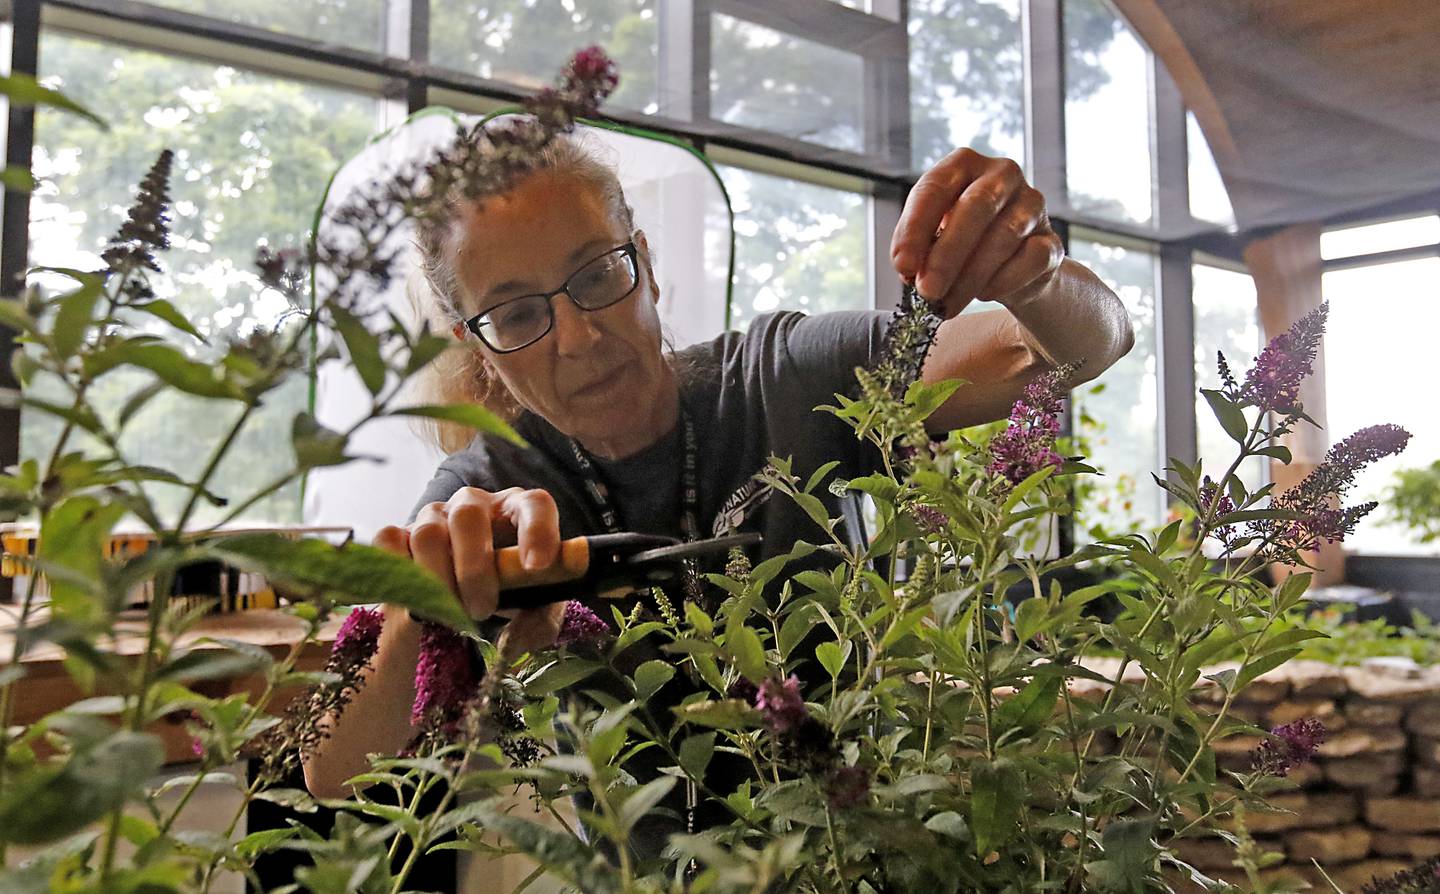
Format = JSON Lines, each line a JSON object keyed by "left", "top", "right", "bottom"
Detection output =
{"left": 1260, "top": 424, "right": 1411, "bottom": 554}
{"left": 1251, "top": 717, "right": 1327, "bottom": 777}
{"left": 411, "top": 623, "right": 478, "bottom": 728}
{"left": 557, "top": 601, "right": 610, "bottom": 650}
{"left": 986, "top": 367, "right": 1071, "bottom": 487}
{"left": 1240, "top": 304, "right": 1326, "bottom": 413}
{"left": 326, "top": 606, "right": 384, "bottom": 686}
{"left": 756, "top": 675, "right": 808, "bottom": 734}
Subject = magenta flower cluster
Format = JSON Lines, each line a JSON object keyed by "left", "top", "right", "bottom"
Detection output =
{"left": 756, "top": 675, "right": 808, "bottom": 734}
{"left": 986, "top": 368, "right": 1069, "bottom": 487}
{"left": 411, "top": 622, "right": 478, "bottom": 730}
{"left": 1231, "top": 303, "right": 1327, "bottom": 414}
{"left": 1251, "top": 717, "right": 1326, "bottom": 777}
{"left": 557, "top": 601, "right": 611, "bottom": 650}
{"left": 1265, "top": 424, "right": 1411, "bottom": 552}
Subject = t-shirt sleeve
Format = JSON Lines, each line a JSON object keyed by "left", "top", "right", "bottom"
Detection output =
{"left": 745, "top": 309, "right": 892, "bottom": 478}
{"left": 775, "top": 310, "right": 891, "bottom": 399}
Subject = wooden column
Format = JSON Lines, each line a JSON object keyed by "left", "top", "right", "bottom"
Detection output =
{"left": 1242, "top": 224, "right": 1344, "bottom": 585}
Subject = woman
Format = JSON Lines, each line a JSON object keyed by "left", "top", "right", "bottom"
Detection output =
{"left": 303, "top": 131, "right": 1134, "bottom": 817}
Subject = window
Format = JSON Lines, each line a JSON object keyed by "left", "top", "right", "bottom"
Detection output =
{"left": 1322, "top": 257, "right": 1440, "bottom": 556}
{"left": 135, "top": 0, "right": 387, "bottom": 51}
{"left": 1064, "top": 0, "right": 1153, "bottom": 225}
{"left": 908, "top": 0, "right": 1025, "bottom": 173}
{"left": 1187, "top": 112, "right": 1235, "bottom": 228}
{"left": 23, "top": 33, "right": 380, "bottom": 525}
{"left": 710, "top": 14, "right": 866, "bottom": 153}
{"left": 1192, "top": 263, "right": 1263, "bottom": 493}
{"left": 718, "top": 166, "right": 869, "bottom": 329}
{"left": 1069, "top": 237, "right": 1162, "bottom": 536}
{"left": 429, "top": 1, "right": 660, "bottom": 114}
{"left": 1321, "top": 215, "right": 1440, "bottom": 261}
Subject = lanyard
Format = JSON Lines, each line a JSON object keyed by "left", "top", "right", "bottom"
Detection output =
{"left": 565, "top": 403, "right": 703, "bottom": 595}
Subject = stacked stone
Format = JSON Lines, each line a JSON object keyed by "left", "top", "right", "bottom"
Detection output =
{"left": 1171, "top": 659, "right": 1440, "bottom": 891}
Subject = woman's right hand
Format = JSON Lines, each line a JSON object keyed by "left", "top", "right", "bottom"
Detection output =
{"left": 373, "top": 486, "right": 567, "bottom": 653}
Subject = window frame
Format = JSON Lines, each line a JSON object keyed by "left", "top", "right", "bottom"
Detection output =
{"left": 1, "top": 0, "right": 1256, "bottom": 587}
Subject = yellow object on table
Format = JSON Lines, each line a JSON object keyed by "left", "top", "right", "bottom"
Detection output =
{"left": 1, "top": 524, "right": 352, "bottom": 614}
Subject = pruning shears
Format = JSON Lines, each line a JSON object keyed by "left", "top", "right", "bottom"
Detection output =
{"left": 493, "top": 531, "right": 761, "bottom": 611}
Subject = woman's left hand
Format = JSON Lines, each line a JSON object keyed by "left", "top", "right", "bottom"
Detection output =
{"left": 891, "top": 147, "right": 1065, "bottom": 319}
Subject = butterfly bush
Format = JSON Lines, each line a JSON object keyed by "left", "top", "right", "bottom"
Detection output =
{"left": 2, "top": 42, "right": 1432, "bottom": 894}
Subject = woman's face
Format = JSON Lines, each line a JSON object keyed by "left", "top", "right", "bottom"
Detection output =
{"left": 452, "top": 169, "right": 672, "bottom": 456}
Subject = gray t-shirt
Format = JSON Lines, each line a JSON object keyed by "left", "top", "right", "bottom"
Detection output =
{"left": 407, "top": 309, "right": 891, "bottom": 864}
{"left": 409, "top": 310, "right": 890, "bottom": 558}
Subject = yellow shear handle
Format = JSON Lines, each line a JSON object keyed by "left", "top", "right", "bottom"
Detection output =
{"left": 493, "top": 536, "right": 591, "bottom": 590}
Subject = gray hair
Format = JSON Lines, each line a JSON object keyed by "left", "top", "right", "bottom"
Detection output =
{"left": 408, "top": 125, "right": 639, "bottom": 453}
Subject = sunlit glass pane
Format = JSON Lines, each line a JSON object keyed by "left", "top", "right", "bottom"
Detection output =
{"left": 1188, "top": 112, "right": 1235, "bottom": 228}
{"left": 710, "top": 14, "right": 866, "bottom": 153}
{"left": 717, "top": 166, "right": 869, "bottom": 330}
{"left": 908, "top": 0, "right": 1025, "bottom": 174}
{"left": 24, "top": 33, "right": 379, "bottom": 525}
{"left": 134, "top": 0, "right": 385, "bottom": 51}
{"left": 1323, "top": 258, "right": 1440, "bottom": 556}
{"left": 1192, "top": 264, "right": 1263, "bottom": 493}
{"left": 429, "top": 0, "right": 659, "bottom": 114}
{"left": 1321, "top": 215, "right": 1440, "bottom": 261}
{"left": 1068, "top": 238, "right": 1163, "bottom": 537}
{"left": 1064, "top": 0, "right": 1154, "bottom": 225}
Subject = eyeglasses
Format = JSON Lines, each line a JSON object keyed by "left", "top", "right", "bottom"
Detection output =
{"left": 463, "top": 242, "right": 640, "bottom": 353}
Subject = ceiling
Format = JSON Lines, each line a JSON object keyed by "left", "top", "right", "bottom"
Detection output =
{"left": 1113, "top": 0, "right": 1440, "bottom": 233}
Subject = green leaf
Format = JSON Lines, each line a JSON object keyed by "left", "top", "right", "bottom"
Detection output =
{"left": 804, "top": 460, "right": 841, "bottom": 494}
{"left": 969, "top": 760, "right": 1021, "bottom": 857}
{"left": 392, "top": 404, "right": 525, "bottom": 446}
{"left": 0, "top": 299, "right": 37, "bottom": 336}
{"left": 993, "top": 675, "right": 1061, "bottom": 733}
{"left": 121, "top": 343, "right": 243, "bottom": 400}
{"left": 678, "top": 732, "right": 715, "bottom": 780}
{"left": 524, "top": 658, "right": 603, "bottom": 696}
{"left": 904, "top": 377, "right": 966, "bottom": 421}
{"left": 633, "top": 660, "right": 676, "bottom": 701}
{"left": 671, "top": 699, "right": 760, "bottom": 730}
{"left": 619, "top": 777, "right": 676, "bottom": 835}
{"left": 1201, "top": 388, "right": 1249, "bottom": 444}
{"left": 0, "top": 731, "right": 163, "bottom": 844}
{"left": 474, "top": 808, "right": 620, "bottom": 894}
{"left": 2, "top": 166, "right": 35, "bottom": 192}
{"left": 232, "top": 827, "right": 298, "bottom": 861}
{"left": 331, "top": 305, "right": 386, "bottom": 396}
{"left": 726, "top": 626, "right": 767, "bottom": 683}
{"left": 292, "top": 411, "right": 350, "bottom": 468}
{"left": 133, "top": 299, "right": 206, "bottom": 343}
{"left": 0, "top": 72, "right": 107, "bottom": 126}
{"left": 1235, "top": 647, "right": 1302, "bottom": 692}
{"left": 209, "top": 533, "right": 474, "bottom": 632}
{"left": 51, "top": 278, "right": 105, "bottom": 360}
{"left": 816, "top": 641, "right": 848, "bottom": 678}
{"left": 159, "top": 647, "right": 269, "bottom": 683}
{"left": 252, "top": 787, "right": 318, "bottom": 813}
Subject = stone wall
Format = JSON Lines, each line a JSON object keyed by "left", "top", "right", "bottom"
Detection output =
{"left": 1175, "top": 659, "right": 1440, "bottom": 891}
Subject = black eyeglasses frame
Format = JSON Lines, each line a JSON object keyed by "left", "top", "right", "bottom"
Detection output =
{"left": 462, "top": 241, "right": 641, "bottom": 353}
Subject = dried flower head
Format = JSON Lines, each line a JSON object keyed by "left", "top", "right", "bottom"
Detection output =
{"left": 1251, "top": 717, "right": 1326, "bottom": 777}
{"left": 102, "top": 148, "right": 174, "bottom": 276}
{"left": 1239, "top": 304, "right": 1326, "bottom": 414}
{"left": 1359, "top": 856, "right": 1440, "bottom": 894}
{"left": 871, "top": 285, "right": 942, "bottom": 400}
{"left": 825, "top": 765, "right": 872, "bottom": 809}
